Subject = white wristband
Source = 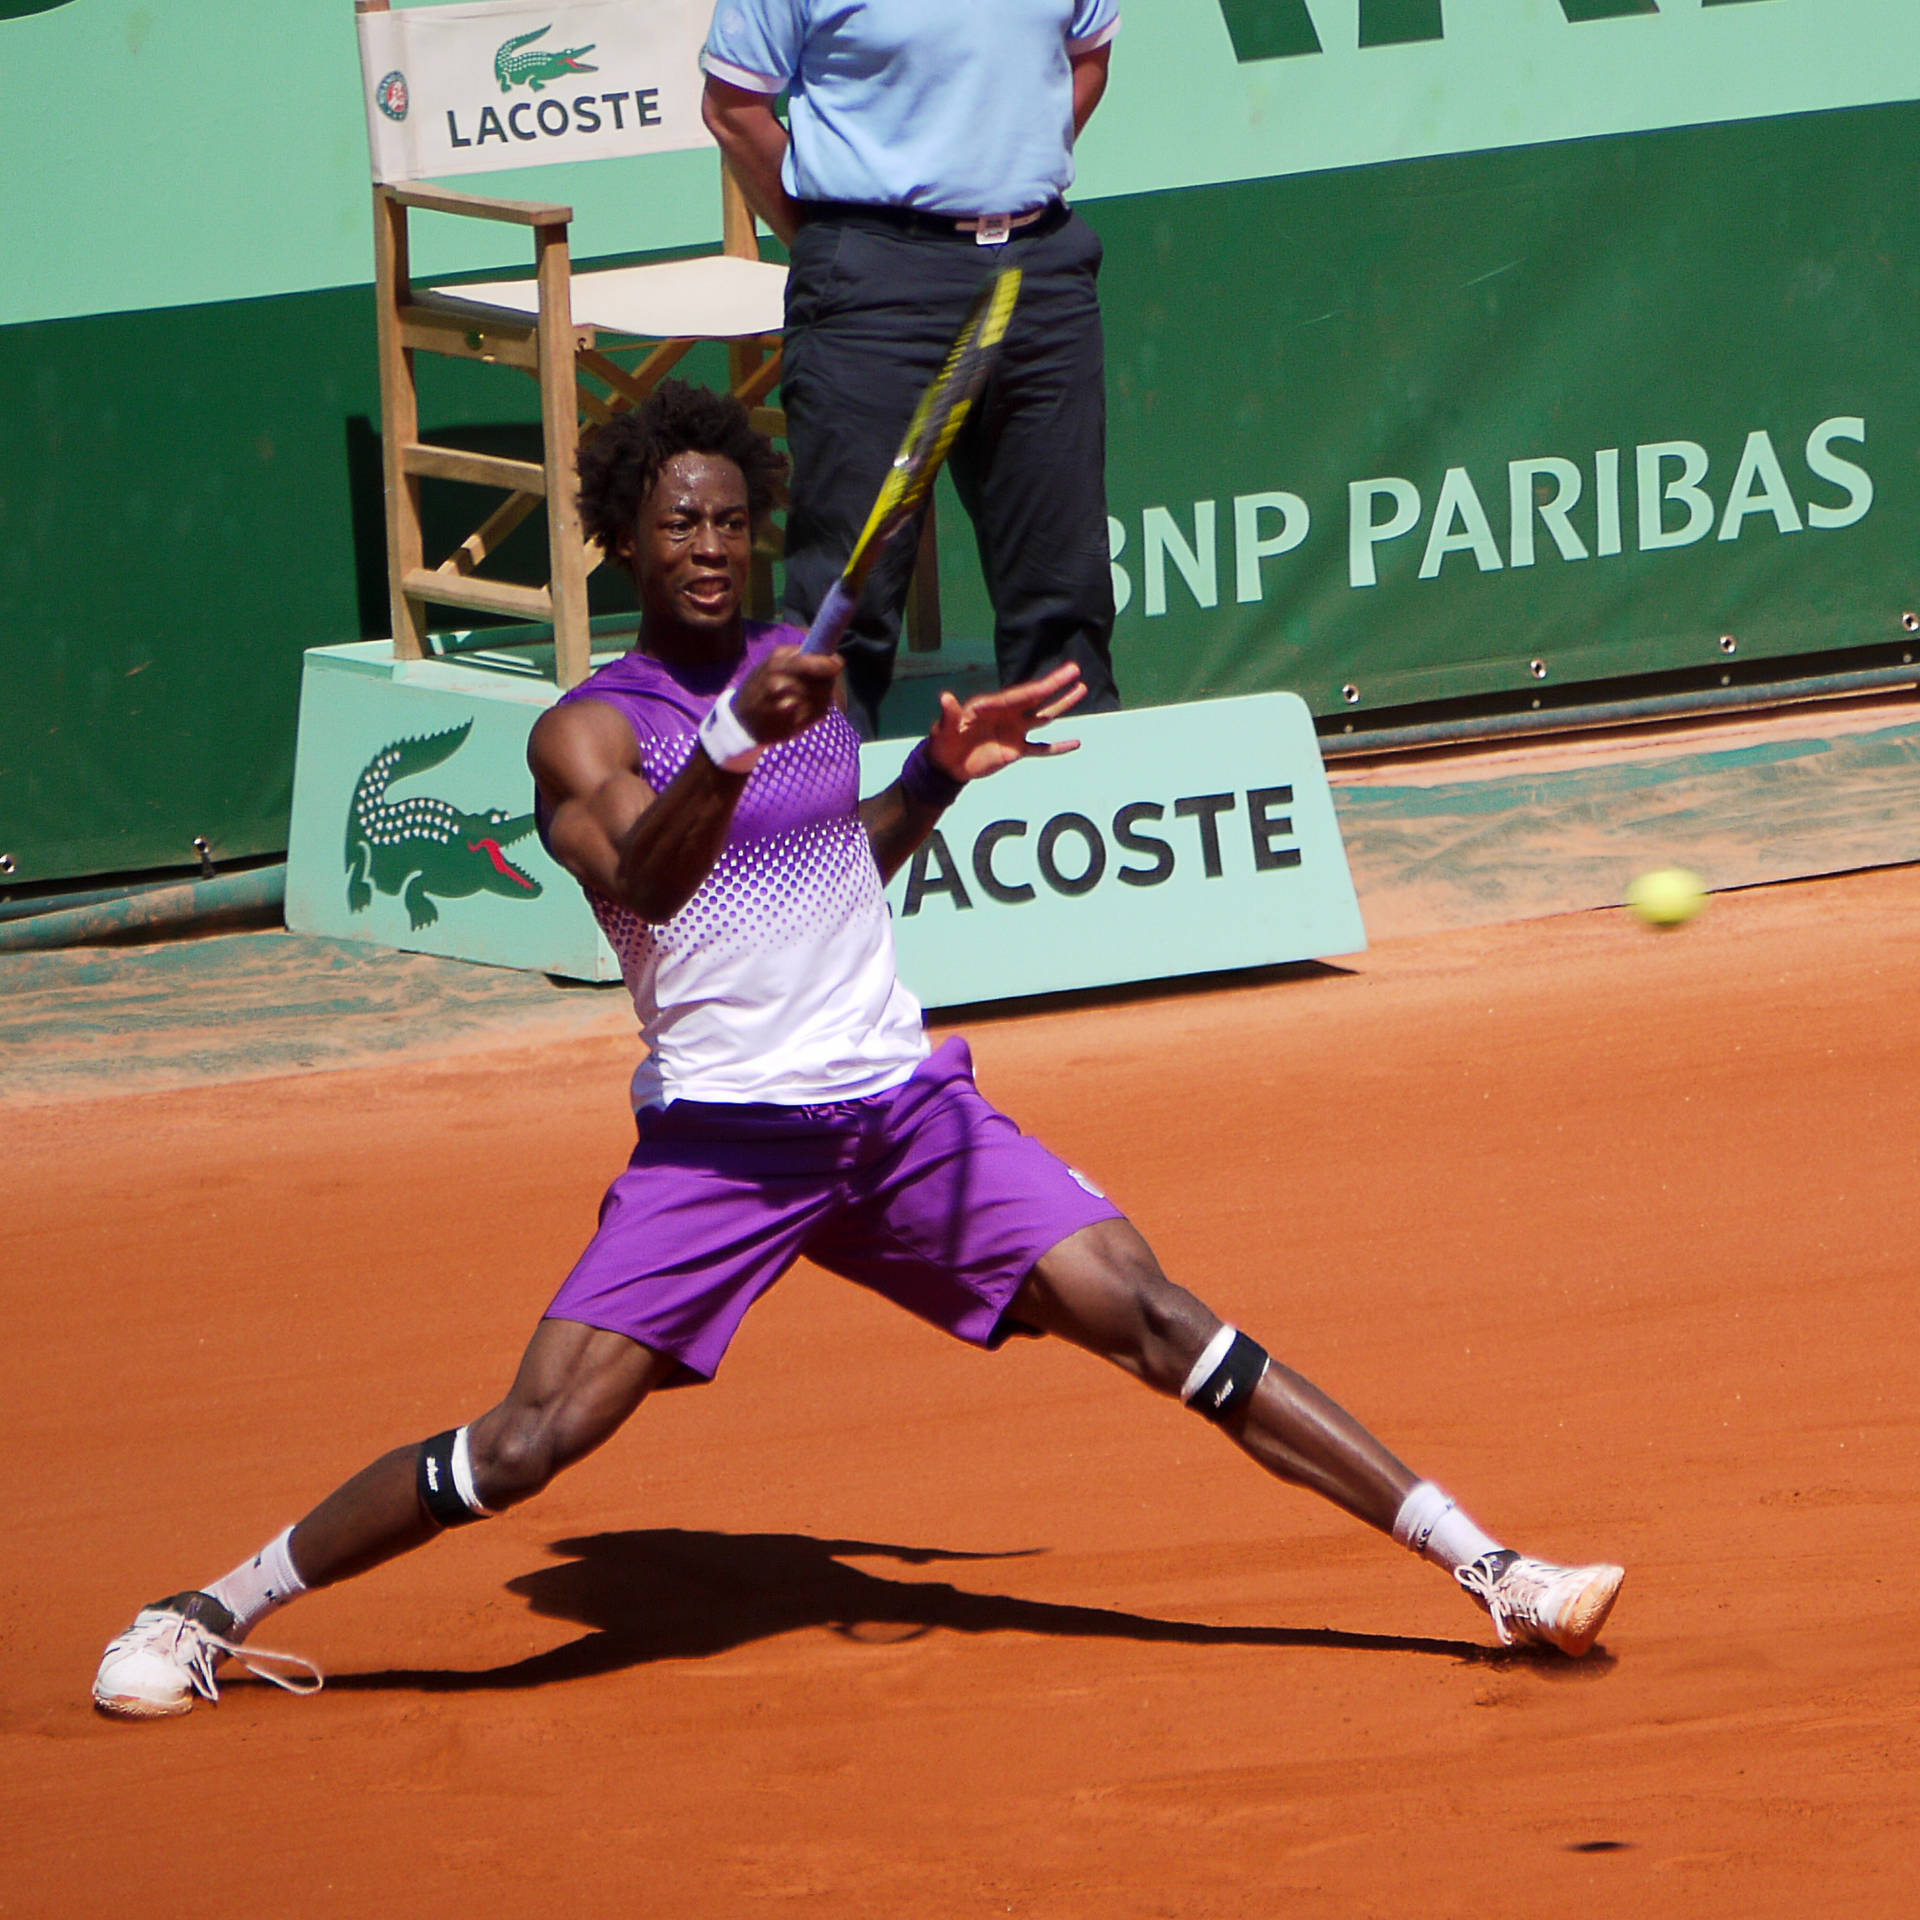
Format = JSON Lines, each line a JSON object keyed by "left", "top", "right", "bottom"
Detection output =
{"left": 698, "top": 688, "right": 764, "bottom": 774}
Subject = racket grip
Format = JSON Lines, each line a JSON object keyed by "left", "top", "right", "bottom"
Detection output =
{"left": 800, "top": 577, "right": 856, "bottom": 656}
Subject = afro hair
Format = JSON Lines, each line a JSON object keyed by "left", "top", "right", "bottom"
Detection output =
{"left": 575, "top": 378, "right": 784, "bottom": 560}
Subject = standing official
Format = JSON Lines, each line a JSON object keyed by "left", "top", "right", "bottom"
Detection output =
{"left": 701, "top": 0, "right": 1125, "bottom": 734}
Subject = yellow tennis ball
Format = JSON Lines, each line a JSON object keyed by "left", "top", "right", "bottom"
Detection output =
{"left": 1625, "top": 866, "right": 1706, "bottom": 928}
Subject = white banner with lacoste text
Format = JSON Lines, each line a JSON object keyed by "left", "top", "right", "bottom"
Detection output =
{"left": 357, "top": 0, "right": 713, "bottom": 184}
{"left": 288, "top": 649, "right": 1367, "bottom": 996}
{"left": 870, "top": 691, "right": 1367, "bottom": 1007}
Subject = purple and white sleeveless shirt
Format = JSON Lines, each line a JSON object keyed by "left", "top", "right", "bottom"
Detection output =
{"left": 546, "top": 622, "right": 929, "bottom": 1111}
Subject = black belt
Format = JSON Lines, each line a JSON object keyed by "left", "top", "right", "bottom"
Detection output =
{"left": 795, "top": 197, "right": 1070, "bottom": 244}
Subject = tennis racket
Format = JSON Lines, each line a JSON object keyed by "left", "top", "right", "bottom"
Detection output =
{"left": 799, "top": 266, "right": 1022, "bottom": 655}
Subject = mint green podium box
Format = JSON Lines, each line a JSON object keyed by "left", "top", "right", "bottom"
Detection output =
{"left": 286, "top": 643, "right": 1365, "bottom": 1000}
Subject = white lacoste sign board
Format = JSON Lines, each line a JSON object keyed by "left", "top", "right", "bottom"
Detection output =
{"left": 870, "top": 691, "right": 1366, "bottom": 1007}
{"left": 356, "top": 0, "right": 714, "bottom": 184}
{"left": 288, "top": 646, "right": 1366, "bottom": 1003}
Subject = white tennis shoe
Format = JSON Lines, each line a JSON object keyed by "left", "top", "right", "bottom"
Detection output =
{"left": 1455, "top": 1551, "right": 1624, "bottom": 1657}
{"left": 92, "top": 1591, "right": 323, "bottom": 1718}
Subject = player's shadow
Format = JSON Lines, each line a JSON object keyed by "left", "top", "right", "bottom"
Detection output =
{"left": 327, "top": 1527, "right": 1555, "bottom": 1694}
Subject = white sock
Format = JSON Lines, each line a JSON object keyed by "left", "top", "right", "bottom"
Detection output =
{"left": 205, "top": 1526, "right": 308, "bottom": 1640}
{"left": 1391, "top": 1482, "right": 1504, "bottom": 1576}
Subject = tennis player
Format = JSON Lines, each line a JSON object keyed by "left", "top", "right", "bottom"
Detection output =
{"left": 92, "top": 385, "right": 1622, "bottom": 1718}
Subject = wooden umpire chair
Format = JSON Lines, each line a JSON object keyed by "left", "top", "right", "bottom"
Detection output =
{"left": 355, "top": 0, "right": 792, "bottom": 688}
{"left": 354, "top": 0, "right": 945, "bottom": 690}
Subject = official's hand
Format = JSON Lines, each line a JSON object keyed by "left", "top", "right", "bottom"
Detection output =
{"left": 928, "top": 662, "right": 1087, "bottom": 783}
{"left": 733, "top": 645, "right": 843, "bottom": 746}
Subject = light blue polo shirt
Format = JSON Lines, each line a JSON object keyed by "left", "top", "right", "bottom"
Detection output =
{"left": 701, "top": 0, "right": 1121, "bottom": 216}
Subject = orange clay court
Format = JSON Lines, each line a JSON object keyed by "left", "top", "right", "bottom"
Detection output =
{"left": 4, "top": 866, "right": 1917, "bottom": 1918}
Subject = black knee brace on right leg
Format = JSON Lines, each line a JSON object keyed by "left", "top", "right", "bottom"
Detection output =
{"left": 1179, "top": 1327, "right": 1270, "bottom": 1424}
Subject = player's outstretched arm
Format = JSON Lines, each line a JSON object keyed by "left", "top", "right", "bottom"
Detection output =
{"left": 530, "top": 698, "right": 713, "bottom": 924}
{"left": 530, "top": 647, "right": 841, "bottom": 923}
{"left": 861, "top": 662, "right": 1087, "bottom": 883}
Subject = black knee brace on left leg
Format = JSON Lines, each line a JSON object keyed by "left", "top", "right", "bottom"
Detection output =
{"left": 416, "top": 1428, "right": 490, "bottom": 1527}
{"left": 1180, "top": 1327, "right": 1270, "bottom": 1424}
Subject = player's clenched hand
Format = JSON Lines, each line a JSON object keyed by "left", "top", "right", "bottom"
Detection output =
{"left": 928, "top": 661, "right": 1086, "bottom": 783}
{"left": 733, "top": 645, "right": 843, "bottom": 746}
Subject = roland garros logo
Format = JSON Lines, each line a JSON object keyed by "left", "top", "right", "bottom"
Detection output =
{"left": 375, "top": 70, "right": 409, "bottom": 121}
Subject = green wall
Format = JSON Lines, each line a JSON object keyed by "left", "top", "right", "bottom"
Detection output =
{"left": 5, "top": 0, "right": 1919, "bottom": 882}
{"left": 944, "top": 102, "right": 1920, "bottom": 716}
{"left": 0, "top": 286, "right": 726, "bottom": 885}
{"left": 11, "top": 0, "right": 1917, "bottom": 330}
{"left": 5, "top": 288, "right": 376, "bottom": 880}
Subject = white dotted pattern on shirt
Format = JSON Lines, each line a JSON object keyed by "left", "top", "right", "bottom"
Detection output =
{"left": 589, "top": 714, "right": 879, "bottom": 976}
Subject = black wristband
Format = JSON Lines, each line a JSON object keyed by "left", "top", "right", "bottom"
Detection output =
{"left": 899, "top": 738, "right": 966, "bottom": 812}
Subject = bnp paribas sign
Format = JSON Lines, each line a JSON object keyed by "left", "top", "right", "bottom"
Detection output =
{"left": 1089, "top": 0, "right": 1920, "bottom": 204}
{"left": 356, "top": 0, "right": 714, "bottom": 184}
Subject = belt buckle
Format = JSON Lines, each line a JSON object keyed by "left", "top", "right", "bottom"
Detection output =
{"left": 973, "top": 212, "right": 1012, "bottom": 247}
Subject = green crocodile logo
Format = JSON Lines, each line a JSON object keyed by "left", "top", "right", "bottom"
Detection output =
{"left": 494, "top": 25, "right": 598, "bottom": 93}
{"left": 345, "top": 720, "right": 542, "bottom": 932}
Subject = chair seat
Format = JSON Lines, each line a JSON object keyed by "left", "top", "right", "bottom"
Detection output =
{"left": 437, "top": 254, "right": 788, "bottom": 342}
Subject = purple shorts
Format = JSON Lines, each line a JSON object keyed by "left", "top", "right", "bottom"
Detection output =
{"left": 544, "top": 1037, "right": 1122, "bottom": 1378}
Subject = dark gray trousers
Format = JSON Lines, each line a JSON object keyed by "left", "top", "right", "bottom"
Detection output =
{"left": 778, "top": 205, "right": 1121, "bottom": 729}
